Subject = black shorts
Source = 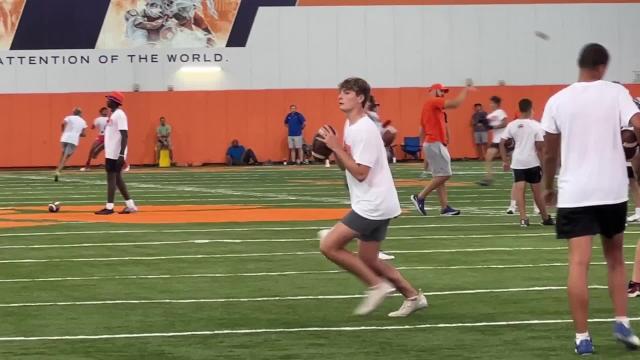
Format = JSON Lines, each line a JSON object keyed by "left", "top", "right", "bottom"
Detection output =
{"left": 341, "top": 210, "right": 391, "bottom": 242}
{"left": 628, "top": 165, "right": 635, "bottom": 179}
{"left": 105, "top": 158, "right": 123, "bottom": 173}
{"left": 513, "top": 166, "right": 542, "bottom": 184}
{"left": 556, "top": 202, "right": 627, "bottom": 239}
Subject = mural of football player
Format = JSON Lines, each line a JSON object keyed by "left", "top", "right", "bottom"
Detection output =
{"left": 125, "top": 0, "right": 168, "bottom": 47}
{"left": 162, "top": 0, "right": 216, "bottom": 48}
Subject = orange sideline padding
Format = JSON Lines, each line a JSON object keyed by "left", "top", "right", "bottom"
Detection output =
{"left": 1, "top": 84, "right": 638, "bottom": 168}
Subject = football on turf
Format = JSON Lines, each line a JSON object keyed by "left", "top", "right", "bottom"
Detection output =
{"left": 312, "top": 125, "right": 336, "bottom": 161}
{"left": 622, "top": 129, "right": 639, "bottom": 160}
{"left": 48, "top": 201, "right": 61, "bottom": 213}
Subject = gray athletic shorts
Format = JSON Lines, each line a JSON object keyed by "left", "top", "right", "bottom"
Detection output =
{"left": 61, "top": 142, "right": 76, "bottom": 156}
{"left": 288, "top": 136, "right": 303, "bottom": 149}
{"left": 341, "top": 210, "right": 391, "bottom": 242}
{"left": 424, "top": 142, "right": 452, "bottom": 177}
{"left": 474, "top": 131, "right": 488, "bottom": 144}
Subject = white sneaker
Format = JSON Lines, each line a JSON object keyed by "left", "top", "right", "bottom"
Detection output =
{"left": 353, "top": 281, "right": 395, "bottom": 315}
{"left": 378, "top": 251, "right": 395, "bottom": 260}
{"left": 628, "top": 214, "right": 640, "bottom": 223}
{"left": 80, "top": 167, "right": 87, "bottom": 172}
{"left": 506, "top": 205, "right": 517, "bottom": 215}
{"left": 388, "top": 291, "right": 428, "bottom": 317}
{"left": 418, "top": 171, "right": 429, "bottom": 179}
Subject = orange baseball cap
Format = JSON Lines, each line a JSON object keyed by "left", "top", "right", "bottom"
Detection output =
{"left": 428, "top": 83, "right": 449, "bottom": 93}
{"left": 106, "top": 91, "right": 125, "bottom": 105}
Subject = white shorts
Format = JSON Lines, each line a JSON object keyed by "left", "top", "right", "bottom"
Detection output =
{"left": 424, "top": 142, "right": 452, "bottom": 177}
{"left": 288, "top": 136, "right": 303, "bottom": 149}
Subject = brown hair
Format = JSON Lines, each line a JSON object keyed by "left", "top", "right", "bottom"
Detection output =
{"left": 338, "top": 77, "right": 371, "bottom": 108}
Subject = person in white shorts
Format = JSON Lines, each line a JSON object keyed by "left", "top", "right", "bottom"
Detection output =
{"left": 318, "top": 77, "right": 426, "bottom": 317}
{"left": 499, "top": 98, "right": 554, "bottom": 227}
{"left": 541, "top": 43, "right": 640, "bottom": 355}
{"left": 478, "top": 96, "right": 508, "bottom": 186}
{"left": 55, "top": 107, "right": 87, "bottom": 182}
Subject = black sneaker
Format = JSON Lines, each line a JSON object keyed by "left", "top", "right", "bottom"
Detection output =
{"left": 542, "top": 215, "right": 555, "bottom": 226}
{"left": 629, "top": 281, "right": 640, "bottom": 298}
{"left": 94, "top": 208, "right": 115, "bottom": 215}
{"left": 410, "top": 195, "right": 426, "bottom": 216}
{"left": 520, "top": 218, "right": 530, "bottom": 227}
{"left": 440, "top": 205, "right": 461, "bottom": 216}
{"left": 54, "top": 174, "right": 59, "bottom": 182}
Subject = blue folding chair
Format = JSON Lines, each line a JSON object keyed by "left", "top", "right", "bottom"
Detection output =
{"left": 401, "top": 136, "right": 422, "bottom": 160}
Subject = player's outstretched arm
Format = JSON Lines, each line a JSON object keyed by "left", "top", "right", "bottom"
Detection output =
{"left": 444, "top": 79, "right": 475, "bottom": 110}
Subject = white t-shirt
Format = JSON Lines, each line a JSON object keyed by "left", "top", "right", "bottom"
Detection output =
{"left": 60, "top": 115, "right": 87, "bottom": 146}
{"left": 501, "top": 119, "right": 544, "bottom": 169}
{"left": 104, "top": 109, "right": 129, "bottom": 160}
{"left": 343, "top": 116, "right": 401, "bottom": 220}
{"left": 94, "top": 116, "right": 108, "bottom": 135}
{"left": 488, "top": 109, "right": 508, "bottom": 143}
{"left": 541, "top": 80, "right": 640, "bottom": 208}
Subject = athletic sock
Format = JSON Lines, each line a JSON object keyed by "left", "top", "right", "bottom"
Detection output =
{"left": 510, "top": 200, "right": 516, "bottom": 207}
{"left": 635, "top": 208, "right": 640, "bottom": 217}
{"left": 106, "top": 203, "right": 114, "bottom": 210}
{"left": 576, "top": 332, "right": 590, "bottom": 344}
{"left": 616, "top": 316, "right": 631, "bottom": 328}
{"left": 125, "top": 199, "right": 136, "bottom": 209}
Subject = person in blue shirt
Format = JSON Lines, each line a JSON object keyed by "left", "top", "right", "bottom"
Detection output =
{"left": 225, "top": 139, "right": 258, "bottom": 166}
{"left": 284, "top": 104, "right": 307, "bottom": 164}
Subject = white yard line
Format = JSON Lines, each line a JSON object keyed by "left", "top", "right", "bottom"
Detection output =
{"left": 0, "top": 223, "right": 561, "bottom": 238}
{"left": 0, "top": 316, "right": 632, "bottom": 341}
{"left": 0, "top": 234, "right": 559, "bottom": 248}
{"left": 0, "top": 285, "right": 608, "bottom": 308}
{"left": 0, "top": 262, "right": 617, "bottom": 283}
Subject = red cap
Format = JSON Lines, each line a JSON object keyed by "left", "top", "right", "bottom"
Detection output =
{"left": 428, "top": 83, "right": 449, "bottom": 93}
{"left": 106, "top": 91, "right": 124, "bottom": 105}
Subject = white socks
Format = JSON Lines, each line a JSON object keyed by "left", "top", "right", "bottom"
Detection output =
{"left": 576, "top": 332, "right": 590, "bottom": 344}
{"left": 125, "top": 199, "right": 136, "bottom": 209}
{"left": 106, "top": 203, "right": 114, "bottom": 210}
{"left": 510, "top": 200, "right": 516, "bottom": 207}
{"left": 636, "top": 208, "right": 640, "bottom": 217}
{"left": 616, "top": 316, "right": 631, "bottom": 327}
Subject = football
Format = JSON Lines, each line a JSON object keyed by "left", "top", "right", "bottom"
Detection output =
{"left": 312, "top": 125, "right": 336, "bottom": 161}
{"left": 505, "top": 138, "right": 515, "bottom": 152}
{"left": 622, "top": 129, "right": 639, "bottom": 160}
{"left": 48, "top": 201, "right": 61, "bottom": 213}
{"left": 382, "top": 125, "right": 397, "bottom": 147}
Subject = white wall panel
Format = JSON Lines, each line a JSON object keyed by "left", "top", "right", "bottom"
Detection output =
{"left": 365, "top": 6, "right": 396, "bottom": 88}
{"left": 336, "top": 7, "right": 367, "bottom": 82}
{"left": 421, "top": 6, "right": 452, "bottom": 84}
{"left": 247, "top": 8, "right": 280, "bottom": 89}
{"left": 306, "top": 7, "right": 338, "bottom": 88}
{"left": 393, "top": 6, "right": 423, "bottom": 87}
{"left": 278, "top": 7, "right": 310, "bottom": 88}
